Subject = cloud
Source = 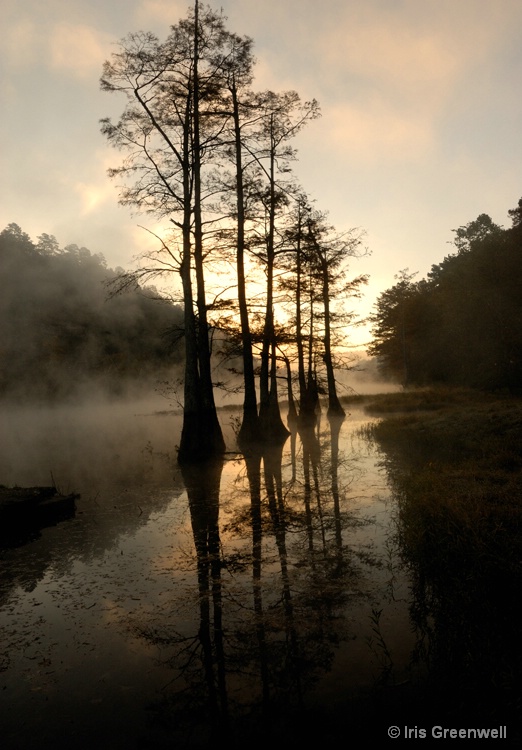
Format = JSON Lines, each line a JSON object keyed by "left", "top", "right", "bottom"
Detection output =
{"left": 2, "top": 11, "right": 113, "bottom": 78}
{"left": 49, "top": 22, "right": 113, "bottom": 79}
{"left": 3, "top": 19, "right": 42, "bottom": 67}
{"left": 133, "top": 0, "right": 187, "bottom": 29}
{"left": 282, "top": 1, "right": 519, "bottom": 166}
{"left": 311, "top": 99, "right": 434, "bottom": 165}
{"left": 330, "top": 24, "right": 459, "bottom": 95}
{"left": 64, "top": 148, "right": 120, "bottom": 216}
{"left": 73, "top": 181, "right": 111, "bottom": 216}
{"left": 233, "top": 2, "right": 482, "bottom": 164}
{"left": 316, "top": 1, "right": 513, "bottom": 102}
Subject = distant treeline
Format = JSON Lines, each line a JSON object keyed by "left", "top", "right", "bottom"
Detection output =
{"left": 0, "top": 224, "right": 184, "bottom": 401}
{"left": 369, "top": 198, "right": 522, "bottom": 391}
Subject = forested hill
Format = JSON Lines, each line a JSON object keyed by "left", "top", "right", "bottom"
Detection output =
{"left": 369, "top": 198, "right": 522, "bottom": 392}
{"left": 0, "top": 224, "right": 184, "bottom": 401}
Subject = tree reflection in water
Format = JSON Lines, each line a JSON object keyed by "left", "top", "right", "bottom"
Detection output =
{"left": 140, "top": 415, "right": 381, "bottom": 746}
{"left": 181, "top": 459, "right": 228, "bottom": 738}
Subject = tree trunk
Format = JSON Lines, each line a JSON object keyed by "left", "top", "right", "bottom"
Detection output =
{"left": 266, "top": 340, "right": 290, "bottom": 441}
{"left": 321, "top": 256, "right": 345, "bottom": 417}
{"left": 295, "top": 210, "right": 307, "bottom": 409}
{"left": 178, "top": 115, "right": 203, "bottom": 461}
{"left": 231, "top": 80, "right": 260, "bottom": 446}
{"left": 283, "top": 353, "right": 298, "bottom": 430}
{"left": 259, "top": 122, "right": 288, "bottom": 441}
{"left": 179, "top": 0, "right": 225, "bottom": 462}
{"left": 299, "top": 265, "right": 319, "bottom": 424}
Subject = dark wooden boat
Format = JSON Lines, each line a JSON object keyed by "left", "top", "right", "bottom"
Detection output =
{"left": 0, "top": 485, "right": 78, "bottom": 546}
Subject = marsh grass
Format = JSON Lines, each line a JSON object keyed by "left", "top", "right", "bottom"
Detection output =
{"left": 361, "top": 385, "right": 497, "bottom": 413}
{"left": 364, "top": 388, "right": 522, "bottom": 730}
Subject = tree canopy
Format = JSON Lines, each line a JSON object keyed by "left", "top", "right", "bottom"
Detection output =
{"left": 369, "top": 199, "right": 522, "bottom": 391}
{"left": 101, "top": 1, "right": 367, "bottom": 459}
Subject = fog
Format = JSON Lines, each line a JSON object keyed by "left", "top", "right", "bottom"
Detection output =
{"left": 1, "top": 393, "right": 413, "bottom": 746}
{"left": 0, "top": 223, "right": 184, "bottom": 406}
{"left": 337, "top": 354, "right": 401, "bottom": 396}
{"left": 0, "top": 221, "right": 405, "bottom": 747}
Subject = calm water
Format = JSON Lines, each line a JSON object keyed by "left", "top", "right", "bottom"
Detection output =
{"left": 0, "top": 400, "right": 413, "bottom": 748}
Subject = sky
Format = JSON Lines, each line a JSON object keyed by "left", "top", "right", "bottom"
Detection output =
{"left": 2, "top": 0, "right": 522, "bottom": 349}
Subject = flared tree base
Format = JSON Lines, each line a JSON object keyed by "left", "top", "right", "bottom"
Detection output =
{"left": 178, "top": 408, "right": 226, "bottom": 464}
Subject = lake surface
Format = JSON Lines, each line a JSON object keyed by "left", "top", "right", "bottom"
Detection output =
{"left": 0, "top": 399, "right": 414, "bottom": 748}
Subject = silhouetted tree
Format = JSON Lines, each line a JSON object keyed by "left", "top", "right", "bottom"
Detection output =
{"left": 248, "top": 93, "right": 319, "bottom": 439}
{"left": 369, "top": 200, "right": 522, "bottom": 391}
{"left": 101, "top": 2, "right": 243, "bottom": 460}
{"left": 279, "top": 205, "right": 367, "bottom": 417}
{"left": 101, "top": 2, "right": 368, "bottom": 451}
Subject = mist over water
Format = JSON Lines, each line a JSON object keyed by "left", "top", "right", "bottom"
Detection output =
{"left": 0, "top": 395, "right": 414, "bottom": 747}
{"left": 1, "top": 393, "right": 180, "bottom": 490}
{"left": 338, "top": 356, "right": 401, "bottom": 396}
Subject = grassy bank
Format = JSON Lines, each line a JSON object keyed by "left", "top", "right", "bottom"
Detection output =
{"left": 363, "top": 388, "right": 522, "bottom": 733}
